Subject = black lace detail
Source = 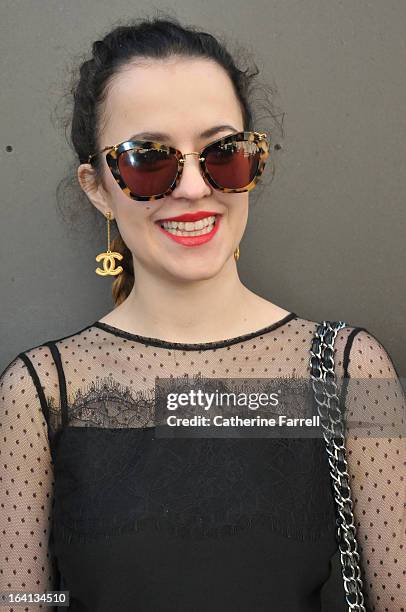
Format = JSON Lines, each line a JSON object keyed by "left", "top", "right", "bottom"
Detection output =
{"left": 48, "top": 374, "right": 155, "bottom": 429}
{"left": 47, "top": 371, "right": 318, "bottom": 431}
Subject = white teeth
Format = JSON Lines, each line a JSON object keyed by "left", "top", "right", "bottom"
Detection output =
{"left": 160, "top": 215, "right": 217, "bottom": 234}
{"left": 163, "top": 222, "right": 215, "bottom": 236}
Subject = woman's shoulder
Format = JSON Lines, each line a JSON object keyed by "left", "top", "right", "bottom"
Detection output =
{"left": 291, "top": 312, "right": 360, "bottom": 343}
{"left": 291, "top": 314, "right": 401, "bottom": 379}
{"left": 2, "top": 321, "right": 96, "bottom": 374}
{"left": 0, "top": 320, "right": 101, "bottom": 413}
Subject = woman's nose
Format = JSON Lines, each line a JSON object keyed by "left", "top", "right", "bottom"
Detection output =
{"left": 170, "top": 153, "right": 212, "bottom": 199}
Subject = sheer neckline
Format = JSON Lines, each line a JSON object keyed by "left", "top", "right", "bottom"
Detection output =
{"left": 92, "top": 312, "right": 297, "bottom": 351}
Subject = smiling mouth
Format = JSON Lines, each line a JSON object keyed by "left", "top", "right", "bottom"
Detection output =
{"left": 155, "top": 213, "right": 222, "bottom": 246}
{"left": 156, "top": 214, "right": 219, "bottom": 236}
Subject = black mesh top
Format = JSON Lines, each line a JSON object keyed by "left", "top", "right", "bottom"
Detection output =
{"left": 0, "top": 313, "right": 405, "bottom": 612}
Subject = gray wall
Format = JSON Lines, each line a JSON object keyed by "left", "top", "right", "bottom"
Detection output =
{"left": 1, "top": 0, "right": 405, "bottom": 376}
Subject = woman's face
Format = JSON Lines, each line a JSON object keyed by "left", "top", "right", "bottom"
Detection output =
{"left": 79, "top": 56, "right": 249, "bottom": 283}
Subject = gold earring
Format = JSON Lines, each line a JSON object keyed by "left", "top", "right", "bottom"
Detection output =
{"left": 234, "top": 245, "right": 240, "bottom": 261}
{"left": 95, "top": 211, "right": 124, "bottom": 276}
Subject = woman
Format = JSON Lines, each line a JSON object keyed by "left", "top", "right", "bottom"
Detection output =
{"left": 0, "top": 15, "right": 404, "bottom": 612}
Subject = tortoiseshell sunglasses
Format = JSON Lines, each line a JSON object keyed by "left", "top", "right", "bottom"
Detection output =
{"left": 87, "top": 131, "right": 271, "bottom": 202}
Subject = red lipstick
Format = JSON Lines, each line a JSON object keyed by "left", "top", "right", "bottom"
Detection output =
{"left": 156, "top": 211, "right": 222, "bottom": 247}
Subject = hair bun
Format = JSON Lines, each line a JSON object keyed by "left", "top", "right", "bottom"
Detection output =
{"left": 92, "top": 40, "right": 110, "bottom": 62}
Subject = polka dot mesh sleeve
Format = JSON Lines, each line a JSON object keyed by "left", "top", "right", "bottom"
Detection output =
{"left": 0, "top": 353, "right": 58, "bottom": 611}
{"left": 335, "top": 329, "right": 406, "bottom": 612}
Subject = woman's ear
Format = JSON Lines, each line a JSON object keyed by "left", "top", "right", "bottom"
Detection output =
{"left": 77, "top": 163, "right": 111, "bottom": 217}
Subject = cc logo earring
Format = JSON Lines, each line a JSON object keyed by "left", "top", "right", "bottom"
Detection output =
{"left": 95, "top": 211, "right": 124, "bottom": 276}
{"left": 234, "top": 245, "right": 240, "bottom": 261}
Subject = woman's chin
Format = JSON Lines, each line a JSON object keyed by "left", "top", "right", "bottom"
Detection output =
{"left": 161, "top": 259, "right": 228, "bottom": 283}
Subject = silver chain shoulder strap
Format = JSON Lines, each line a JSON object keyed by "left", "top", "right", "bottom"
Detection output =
{"left": 309, "top": 320, "right": 367, "bottom": 611}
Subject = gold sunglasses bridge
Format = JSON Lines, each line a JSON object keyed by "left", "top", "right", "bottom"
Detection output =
{"left": 179, "top": 152, "right": 205, "bottom": 164}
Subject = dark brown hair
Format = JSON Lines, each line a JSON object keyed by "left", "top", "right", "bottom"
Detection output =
{"left": 56, "top": 11, "right": 284, "bottom": 307}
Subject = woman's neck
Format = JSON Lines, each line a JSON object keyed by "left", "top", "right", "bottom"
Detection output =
{"left": 101, "top": 270, "right": 290, "bottom": 344}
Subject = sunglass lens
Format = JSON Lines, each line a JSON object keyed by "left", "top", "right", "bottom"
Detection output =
{"left": 118, "top": 147, "right": 177, "bottom": 197}
{"left": 204, "top": 139, "right": 261, "bottom": 189}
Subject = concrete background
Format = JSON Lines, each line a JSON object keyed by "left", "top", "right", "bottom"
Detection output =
{"left": 1, "top": 0, "right": 405, "bottom": 375}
